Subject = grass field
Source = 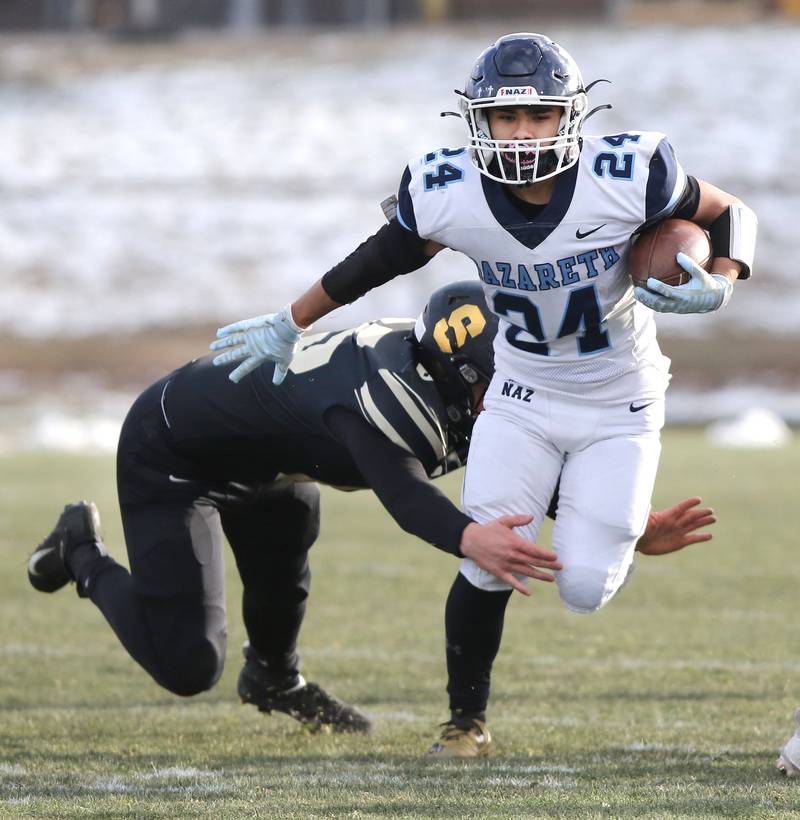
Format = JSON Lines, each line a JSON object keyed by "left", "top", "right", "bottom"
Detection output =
{"left": 1, "top": 430, "right": 799, "bottom": 818}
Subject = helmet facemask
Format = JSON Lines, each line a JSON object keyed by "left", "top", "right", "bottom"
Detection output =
{"left": 459, "top": 90, "right": 588, "bottom": 185}
{"left": 456, "top": 33, "right": 589, "bottom": 185}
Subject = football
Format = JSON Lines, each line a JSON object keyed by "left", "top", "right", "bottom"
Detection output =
{"left": 627, "top": 218, "right": 712, "bottom": 290}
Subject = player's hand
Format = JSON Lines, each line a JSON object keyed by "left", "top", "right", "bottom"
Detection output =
{"left": 210, "top": 305, "right": 305, "bottom": 385}
{"left": 459, "top": 514, "right": 562, "bottom": 596}
{"left": 635, "top": 496, "right": 716, "bottom": 556}
{"left": 777, "top": 707, "right": 800, "bottom": 778}
{"left": 634, "top": 252, "right": 733, "bottom": 314}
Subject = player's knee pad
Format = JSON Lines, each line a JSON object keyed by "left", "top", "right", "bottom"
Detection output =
{"left": 156, "top": 638, "right": 226, "bottom": 697}
{"left": 555, "top": 523, "right": 639, "bottom": 614}
{"left": 557, "top": 564, "right": 625, "bottom": 614}
{"left": 144, "top": 597, "right": 228, "bottom": 696}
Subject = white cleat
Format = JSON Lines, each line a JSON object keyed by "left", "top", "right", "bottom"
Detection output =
{"left": 776, "top": 707, "right": 800, "bottom": 778}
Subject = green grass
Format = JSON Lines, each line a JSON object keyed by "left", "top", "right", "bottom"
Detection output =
{"left": 1, "top": 431, "right": 799, "bottom": 817}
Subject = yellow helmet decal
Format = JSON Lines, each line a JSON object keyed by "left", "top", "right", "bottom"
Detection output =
{"left": 432, "top": 304, "right": 487, "bottom": 354}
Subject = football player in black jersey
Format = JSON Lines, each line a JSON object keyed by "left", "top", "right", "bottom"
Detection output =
{"left": 28, "top": 282, "right": 714, "bottom": 733}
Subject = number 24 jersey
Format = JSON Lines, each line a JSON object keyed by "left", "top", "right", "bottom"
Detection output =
{"left": 397, "top": 131, "right": 687, "bottom": 401}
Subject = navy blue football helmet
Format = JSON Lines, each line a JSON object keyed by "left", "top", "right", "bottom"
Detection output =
{"left": 458, "top": 32, "right": 587, "bottom": 184}
{"left": 413, "top": 281, "right": 498, "bottom": 433}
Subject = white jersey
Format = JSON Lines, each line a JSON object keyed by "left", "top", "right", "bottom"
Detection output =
{"left": 397, "top": 132, "right": 687, "bottom": 400}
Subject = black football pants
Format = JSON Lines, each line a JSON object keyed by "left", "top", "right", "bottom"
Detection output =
{"left": 77, "top": 481, "right": 320, "bottom": 697}
{"left": 73, "top": 379, "right": 321, "bottom": 697}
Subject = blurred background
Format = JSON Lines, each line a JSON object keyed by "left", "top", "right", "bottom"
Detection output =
{"left": 1, "top": 0, "right": 798, "bottom": 453}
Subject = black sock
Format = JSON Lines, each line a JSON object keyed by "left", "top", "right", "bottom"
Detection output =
{"left": 245, "top": 643, "right": 302, "bottom": 690}
{"left": 242, "top": 592, "right": 306, "bottom": 686}
{"left": 68, "top": 541, "right": 114, "bottom": 597}
{"left": 240, "top": 554, "right": 309, "bottom": 687}
{"left": 445, "top": 572, "right": 512, "bottom": 720}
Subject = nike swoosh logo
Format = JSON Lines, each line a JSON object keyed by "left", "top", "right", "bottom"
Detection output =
{"left": 629, "top": 401, "right": 655, "bottom": 413}
{"left": 575, "top": 224, "right": 605, "bottom": 239}
{"left": 28, "top": 550, "right": 46, "bottom": 576}
{"left": 169, "top": 474, "right": 193, "bottom": 484}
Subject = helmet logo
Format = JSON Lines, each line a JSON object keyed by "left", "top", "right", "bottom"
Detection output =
{"left": 432, "top": 305, "right": 487, "bottom": 354}
{"left": 497, "top": 86, "right": 538, "bottom": 97}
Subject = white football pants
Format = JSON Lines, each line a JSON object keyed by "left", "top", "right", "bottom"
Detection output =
{"left": 460, "top": 376, "right": 664, "bottom": 613}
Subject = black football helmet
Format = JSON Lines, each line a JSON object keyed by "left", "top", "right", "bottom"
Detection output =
{"left": 413, "top": 281, "right": 498, "bottom": 434}
{"left": 458, "top": 32, "right": 588, "bottom": 184}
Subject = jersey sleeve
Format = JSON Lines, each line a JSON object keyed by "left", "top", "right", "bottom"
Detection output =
{"left": 644, "top": 137, "right": 688, "bottom": 223}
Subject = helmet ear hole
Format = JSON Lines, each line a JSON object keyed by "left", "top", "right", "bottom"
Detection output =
{"left": 459, "top": 363, "right": 479, "bottom": 385}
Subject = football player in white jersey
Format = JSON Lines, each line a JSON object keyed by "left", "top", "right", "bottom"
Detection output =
{"left": 209, "top": 33, "right": 756, "bottom": 757}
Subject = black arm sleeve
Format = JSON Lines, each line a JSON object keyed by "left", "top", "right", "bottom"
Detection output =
{"left": 320, "top": 219, "right": 432, "bottom": 305}
{"left": 324, "top": 406, "right": 473, "bottom": 556}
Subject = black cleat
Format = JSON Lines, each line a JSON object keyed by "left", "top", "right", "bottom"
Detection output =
{"left": 238, "top": 647, "right": 371, "bottom": 734}
{"left": 28, "top": 501, "right": 106, "bottom": 593}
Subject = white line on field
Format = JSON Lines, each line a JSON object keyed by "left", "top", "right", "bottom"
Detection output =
{"left": 79, "top": 766, "right": 232, "bottom": 797}
{"left": 369, "top": 710, "right": 423, "bottom": 722}
{"left": 485, "top": 764, "right": 579, "bottom": 774}
{"left": 91, "top": 779, "right": 229, "bottom": 796}
{"left": 89, "top": 769, "right": 230, "bottom": 796}
{"left": 486, "top": 774, "right": 577, "bottom": 789}
{"left": 140, "top": 767, "right": 220, "bottom": 779}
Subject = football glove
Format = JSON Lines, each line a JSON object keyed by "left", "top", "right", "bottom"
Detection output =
{"left": 210, "top": 305, "right": 305, "bottom": 385}
{"left": 634, "top": 252, "right": 733, "bottom": 314}
{"left": 777, "top": 707, "right": 800, "bottom": 778}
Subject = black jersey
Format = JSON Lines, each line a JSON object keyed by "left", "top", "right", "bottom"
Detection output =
{"left": 160, "top": 320, "right": 462, "bottom": 490}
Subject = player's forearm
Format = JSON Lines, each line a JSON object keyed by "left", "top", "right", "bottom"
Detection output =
{"left": 360, "top": 441, "right": 472, "bottom": 555}
{"left": 381, "top": 480, "right": 473, "bottom": 556}
{"left": 325, "top": 406, "right": 472, "bottom": 555}
{"left": 290, "top": 280, "right": 341, "bottom": 329}
{"left": 691, "top": 180, "right": 742, "bottom": 226}
{"left": 710, "top": 258, "right": 740, "bottom": 283}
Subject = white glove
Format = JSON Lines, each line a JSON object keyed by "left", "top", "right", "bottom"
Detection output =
{"left": 634, "top": 252, "right": 733, "bottom": 314}
{"left": 210, "top": 305, "right": 305, "bottom": 385}
{"left": 777, "top": 707, "right": 800, "bottom": 778}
